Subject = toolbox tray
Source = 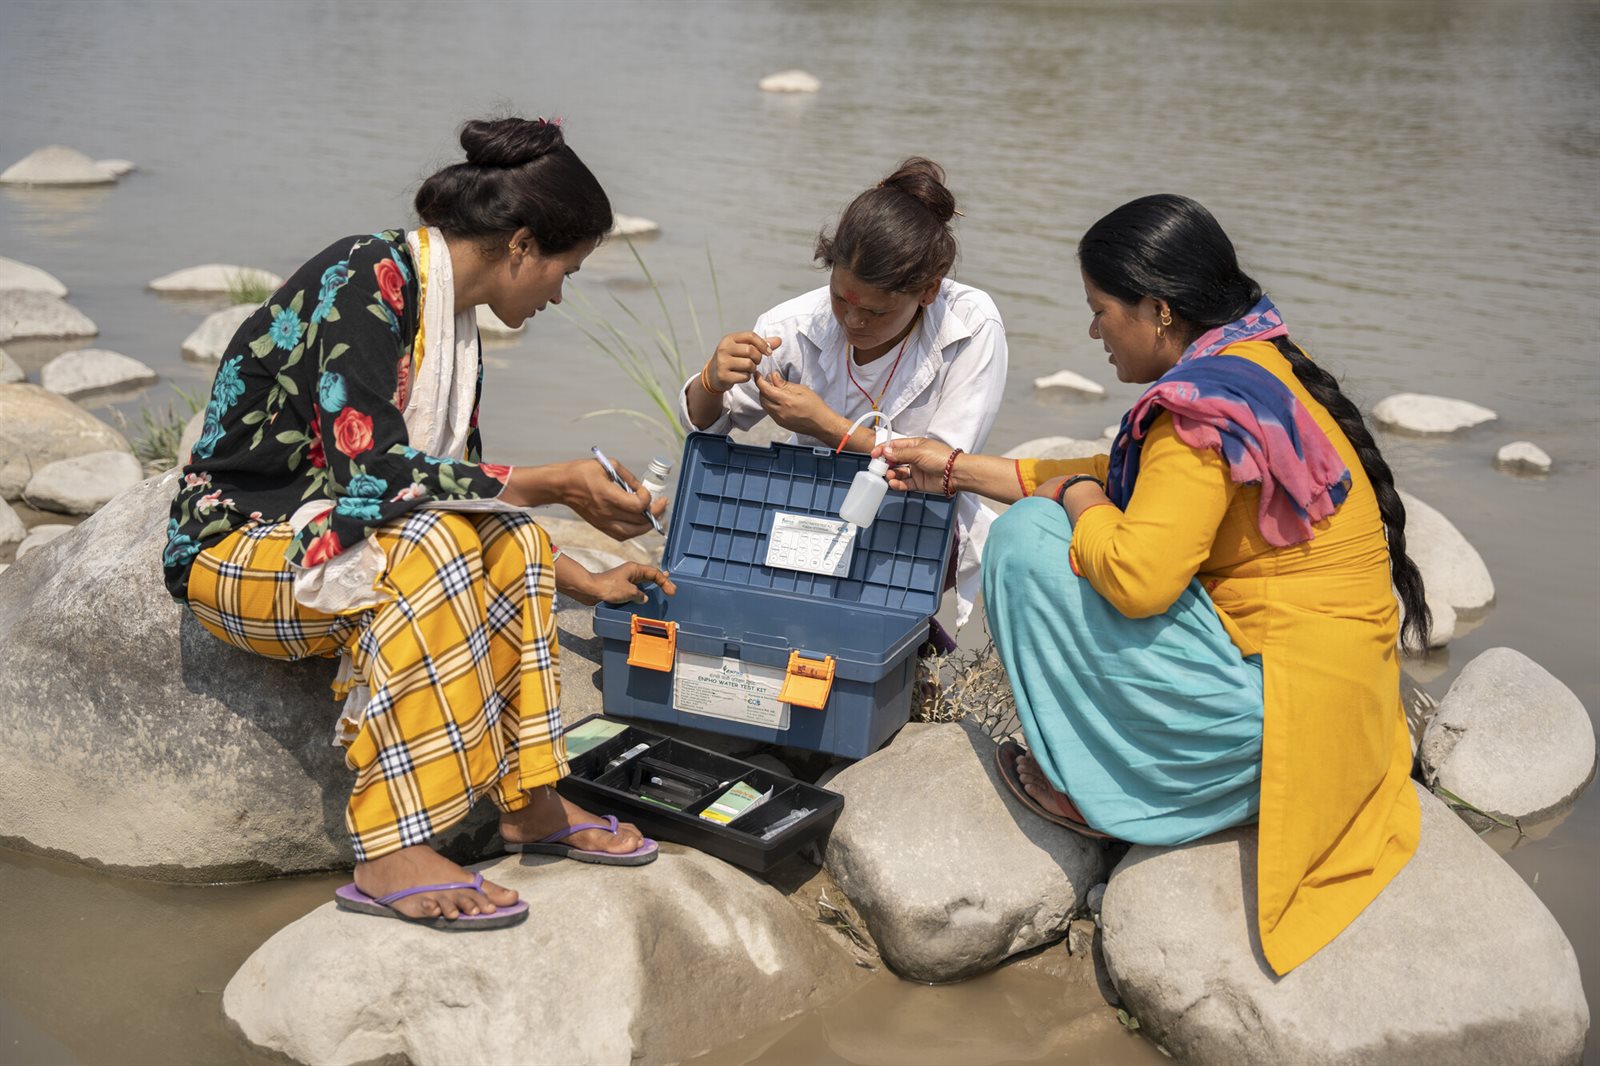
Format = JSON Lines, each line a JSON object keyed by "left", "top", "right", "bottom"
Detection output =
{"left": 555, "top": 714, "right": 843, "bottom": 873}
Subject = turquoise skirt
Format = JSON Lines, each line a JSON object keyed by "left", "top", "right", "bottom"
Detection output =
{"left": 981, "top": 498, "right": 1263, "bottom": 845}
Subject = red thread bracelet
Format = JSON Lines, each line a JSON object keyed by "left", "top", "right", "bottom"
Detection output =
{"left": 942, "top": 448, "right": 963, "bottom": 498}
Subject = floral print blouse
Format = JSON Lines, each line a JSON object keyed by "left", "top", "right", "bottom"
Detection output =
{"left": 163, "top": 231, "right": 511, "bottom": 600}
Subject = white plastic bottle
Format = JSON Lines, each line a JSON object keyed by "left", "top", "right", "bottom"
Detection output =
{"left": 640, "top": 455, "right": 673, "bottom": 511}
{"left": 839, "top": 427, "right": 890, "bottom": 528}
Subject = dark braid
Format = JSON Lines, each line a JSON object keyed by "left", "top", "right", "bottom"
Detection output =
{"left": 1078, "top": 193, "right": 1430, "bottom": 651}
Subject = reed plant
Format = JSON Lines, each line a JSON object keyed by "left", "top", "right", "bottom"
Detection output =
{"left": 225, "top": 271, "right": 275, "bottom": 306}
{"left": 125, "top": 385, "right": 204, "bottom": 474}
{"left": 562, "top": 241, "right": 722, "bottom": 448}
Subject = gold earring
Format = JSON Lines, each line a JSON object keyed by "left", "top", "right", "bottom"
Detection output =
{"left": 1157, "top": 306, "right": 1172, "bottom": 338}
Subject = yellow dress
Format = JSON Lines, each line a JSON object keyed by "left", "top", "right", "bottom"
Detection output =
{"left": 1019, "top": 339, "right": 1419, "bottom": 974}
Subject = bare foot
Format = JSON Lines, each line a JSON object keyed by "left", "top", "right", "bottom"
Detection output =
{"left": 1016, "top": 753, "right": 1091, "bottom": 824}
{"left": 500, "top": 786, "right": 648, "bottom": 855}
{"left": 353, "top": 844, "right": 518, "bottom": 921}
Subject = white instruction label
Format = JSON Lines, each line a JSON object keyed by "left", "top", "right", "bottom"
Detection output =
{"left": 764, "top": 511, "right": 857, "bottom": 578}
{"left": 672, "top": 650, "right": 791, "bottom": 731}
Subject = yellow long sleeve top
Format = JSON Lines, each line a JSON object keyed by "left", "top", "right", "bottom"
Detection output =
{"left": 1018, "top": 340, "right": 1419, "bottom": 975}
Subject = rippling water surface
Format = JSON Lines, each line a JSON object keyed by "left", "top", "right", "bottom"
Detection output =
{"left": 1, "top": 1, "right": 1597, "bottom": 1062}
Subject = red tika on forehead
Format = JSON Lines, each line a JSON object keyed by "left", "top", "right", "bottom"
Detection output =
{"left": 843, "top": 289, "right": 860, "bottom": 305}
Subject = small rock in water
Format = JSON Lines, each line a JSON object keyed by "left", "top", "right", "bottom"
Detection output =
{"left": 0, "top": 291, "right": 98, "bottom": 344}
{"left": 0, "top": 255, "right": 69, "bottom": 297}
{"left": 24, "top": 451, "right": 145, "bottom": 516}
{"left": 1002, "top": 436, "right": 1105, "bottom": 461}
{"left": 95, "top": 159, "right": 136, "bottom": 176}
{"left": 1066, "top": 917, "right": 1097, "bottom": 958}
{"left": 608, "top": 214, "right": 661, "bottom": 238}
{"left": 0, "top": 145, "right": 119, "bottom": 186}
{"left": 1396, "top": 490, "right": 1494, "bottom": 614}
{"left": 759, "top": 69, "right": 822, "bottom": 93}
{"left": 16, "top": 524, "right": 75, "bottom": 557}
{"left": 0, "top": 499, "right": 24, "bottom": 545}
{"left": 148, "top": 264, "right": 284, "bottom": 295}
{"left": 475, "top": 303, "right": 523, "bottom": 336}
{"left": 1101, "top": 423, "right": 1120, "bottom": 440}
{"left": 1372, "top": 393, "right": 1496, "bottom": 435}
{"left": 181, "top": 304, "right": 257, "bottom": 362}
{"left": 1420, "top": 647, "right": 1596, "bottom": 826}
{"left": 39, "top": 348, "right": 158, "bottom": 399}
{"left": 1494, "top": 441, "right": 1552, "bottom": 476}
{"left": 1033, "top": 369, "right": 1106, "bottom": 396}
{"left": 0, "top": 348, "right": 23, "bottom": 385}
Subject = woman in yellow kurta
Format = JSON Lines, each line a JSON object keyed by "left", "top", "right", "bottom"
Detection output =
{"left": 878, "top": 194, "right": 1429, "bottom": 974}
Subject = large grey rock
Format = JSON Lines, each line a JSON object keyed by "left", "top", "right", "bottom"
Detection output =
{"left": 1032, "top": 369, "right": 1106, "bottom": 396}
{"left": 180, "top": 304, "right": 255, "bottom": 362}
{"left": 1373, "top": 393, "right": 1496, "bottom": 434}
{"left": 1495, "top": 440, "right": 1553, "bottom": 475}
{"left": 758, "top": 69, "right": 821, "bottom": 93}
{"left": 1002, "top": 436, "right": 1106, "bottom": 462}
{"left": 0, "top": 384, "right": 131, "bottom": 499}
{"left": 1101, "top": 783, "right": 1588, "bottom": 1065}
{"left": 39, "top": 348, "right": 157, "bottom": 398}
{"left": 1398, "top": 489, "right": 1494, "bottom": 614}
{"left": 0, "top": 473, "right": 614, "bottom": 880}
{"left": 0, "top": 145, "right": 119, "bottom": 186}
{"left": 224, "top": 850, "right": 864, "bottom": 1066}
{"left": 0, "top": 256, "right": 68, "bottom": 297}
{"left": 23, "top": 450, "right": 145, "bottom": 515}
{"left": 823, "top": 720, "right": 1107, "bottom": 982}
{"left": 0, "top": 499, "right": 24, "bottom": 546}
{"left": 148, "top": 264, "right": 284, "bottom": 294}
{"left": 0, "top": 348, "right": 21, "bottom": 384}
{"left": 0, "top": 291, "right": 98, "bottom": 344}
{"left": 1421, "top": 647, "right": 1596, "bottom": 826}
{"left": 15, "top": 523, "right": 74, "bottom": 557}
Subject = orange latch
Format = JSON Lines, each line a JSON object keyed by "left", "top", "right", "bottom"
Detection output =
{"left": 779, "top": 650, "right": 836, "bottom": 709}
{"left": 627, "top": 617, "right": 677, "bottom": 672}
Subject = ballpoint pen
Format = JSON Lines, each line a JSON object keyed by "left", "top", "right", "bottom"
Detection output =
{"left": 591, "top": 446, "right": 666, "bottom": 536}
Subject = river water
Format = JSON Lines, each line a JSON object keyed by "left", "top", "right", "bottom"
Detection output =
{"left": 1, "top": 0, "right": 1597, "bottom": 1062}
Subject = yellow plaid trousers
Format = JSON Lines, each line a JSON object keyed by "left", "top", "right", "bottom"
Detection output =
{"left": 186, "top": 509, "right": 568, "bottom": 860}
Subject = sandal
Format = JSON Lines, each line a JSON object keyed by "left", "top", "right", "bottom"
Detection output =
{"left": 333, "top": 871, "right": 529, "bottom": 930}
{"left": 995, "top": 740, "right": 1115, "bottom": 841}
{"left": 504, "top": 814, "right": 659, "bottom": 866}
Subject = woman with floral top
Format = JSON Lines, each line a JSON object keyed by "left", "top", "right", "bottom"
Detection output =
{"left": 165, "top": 117, "right": 672, "bottom": 930}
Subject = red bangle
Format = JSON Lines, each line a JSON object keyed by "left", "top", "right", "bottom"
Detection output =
{"left": 942, "top": 448, "right": 963, "bottom": 498}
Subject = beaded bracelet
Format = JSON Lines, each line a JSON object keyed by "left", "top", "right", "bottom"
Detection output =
{"left": 1053, "top": 474, "right": 1103, "bottom": 508}
{"left": 942, "top": 448, "right": 963, "bottom": 499}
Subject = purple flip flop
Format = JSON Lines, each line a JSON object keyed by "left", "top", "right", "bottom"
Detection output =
{"left": 333, "top": 870, "right": 529, "bottom": 930}
{"left": 504, "top": 814, "right": 659, "bottom": 866}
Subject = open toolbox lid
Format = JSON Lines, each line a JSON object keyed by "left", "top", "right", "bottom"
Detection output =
{"left": 656, "top": 431, "right": 957, "bottom": 625}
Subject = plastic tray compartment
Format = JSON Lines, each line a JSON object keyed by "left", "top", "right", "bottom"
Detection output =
{"left": 593, "top": 433, "right": 956, "bottom": 759}
{"left": 556, "top": 715, "right": 844, "bottom": 874}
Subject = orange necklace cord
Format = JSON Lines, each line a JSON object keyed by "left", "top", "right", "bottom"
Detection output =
{"left": 846, "top": 310, "right": 920, "bottom": 414}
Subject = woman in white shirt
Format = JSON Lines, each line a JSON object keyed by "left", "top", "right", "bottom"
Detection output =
{"left": 679, "top": 158, "right": 1008, "bottom": 625}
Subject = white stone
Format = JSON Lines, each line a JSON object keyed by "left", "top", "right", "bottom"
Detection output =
{"left": 0, "top": 145, "right": 119, "bottom": 186}
{"left": 1420, "top": 647, "right": 1596, "bottom": 826}
{"left": 0, "top": 291, "right": 98, "bottom": 344}
{"left": 180, "top": 304, "right": 256, "bottom": 362}
{"left": 0, "top": 499, "right": 24, "bottom": 546}
{"left": 823, "top": 720, "right": 1107, "bottom": 982}
{"left": 474, "top": 303, "right": 523, "bottom": 336}
{"left": 0, "top": 475, "right": 615, "bottom": 878}
{"left": 16, "top": 524, "right": 74, "bottom": 557}
{"left": 1032, "top": 369, "right": 1106, "bottom": 396}
{"left": 23, "top": 451, "right": 145, "bottom": 515}
{"left": 759, "top": 69, "right": 822, "bottom": 93}
{"left": 224, "top": 851, "right": 864, "bottom": 1066}
{"left": 1397, "top": 490, "right": 1495, "bottom": 614}
{"left": 1002, "top": 436, "right": 1106, "bottom": 462}
{"left": 0, "top": 384, "right": 131, "bottom": 498}
{"left": 148, "top": 264, "right": 284, "bottom": 295}
{"left": 95, "top": 159, "right": 136, "bottom": 176}
{"left": 1101, "top": 423, "right": 1120, "bottom": 440}
{"left": 608, "top": 213, "right": 661, "bottom": 238}
{"left": 39, "top": 348, "right": 157, "bottom": 398}
{"left": 1372, "top": 393, "right": 1496, "bottom": 435}
{"left": 1495, "top": 441, "right": 1552, "bottom": 475}
{"left": 0, "top": 256, "right": 68, "bottom": 297}
{"left": 0, "top": 348, "right": 22, "bottom": 385}
{"left": 1100, "top": 783, "right": 1589, "bottom": 1065}
{"left": 176, "top": 410, "right": 206, "bottom": 465}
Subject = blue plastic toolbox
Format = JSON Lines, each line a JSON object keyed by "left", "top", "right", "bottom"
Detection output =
{"left": 592, "top": 432, "right": 956, "bottom": 759}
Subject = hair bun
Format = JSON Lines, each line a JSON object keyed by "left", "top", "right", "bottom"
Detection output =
{"left": 459, "top": 117, "right": 565, "bottom": 168}
{"left": 881, "top": 157, "right": 957, "bottom": 224}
